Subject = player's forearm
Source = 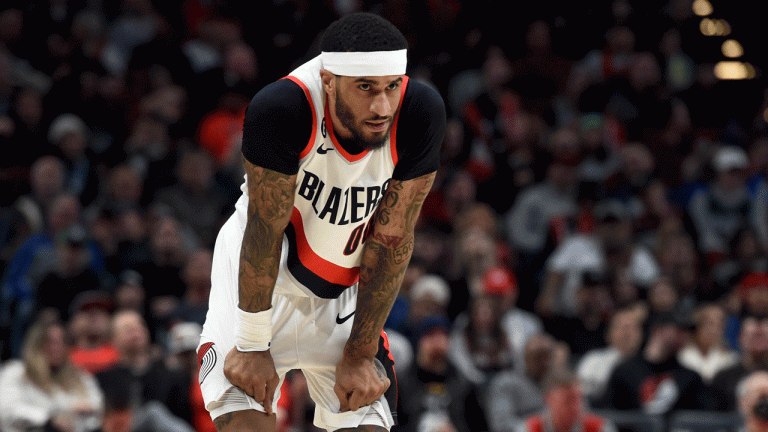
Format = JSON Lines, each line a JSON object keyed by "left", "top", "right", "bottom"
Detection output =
{"left": 239, "top": 162, "right": 295, "bottom": 312}
{"left": 344, "top": 173, "right": 435, "bottom": 359}
{"left": 346, "top": 233, "right": 414, "bottom": 358}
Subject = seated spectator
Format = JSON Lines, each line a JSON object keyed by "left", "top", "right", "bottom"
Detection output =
{"left": 151, "top": 149, "right": 231, "bottom": 249}
{"left": 736, "top": 371, "right": 768, "bottom": 432}
{"left": 740, "top": 272, "right": 768, "bottom": 318}
{"left": 482, "top": 265, "right": 543, "bottom": 370}
{"left": 0, "top": 155, "right": 65, "bottom": 266}
{"left": 484, "top": 332, "right": 570, "bottom": 432}
{"left": 520, "top": 367, "right": 617, "bottom": 432}
{"left": 677, "top": 302, "right": 739, "bottom": 384}
{"left": 35, "top": 224, "right": 102, "bottom": 321}
{"left": 68, "top": 290, "right": 120, "bottom": 375}
{"left": 537, "top": 198, "right": 659, "bottom": 319}
{"left": 449, "top": 277, "right": 515, "bottom": 386}
{"left": 504, "top": 157, "right": 579, "bottom": 309}
{"left": 0, "top": 311, "right": 104, "bottom": 432}
{"left": 1, "top": 193, "right": 92, "bottom": 357}
{"left": 544, "top": 270, "right": 616, "bottom": 361}
{"left": 577, "top": 304, "right": 645, "bottom": 406}
{"left": 712, "top": 227, "right": 768, "bottom": 300}
{"left": 712, "top": 312, "right": 768, "bottom": 411}
{"left": 47, "top": 113, "right": 100, "bottom": 207}
{"left": 165, "top": 321, "right": 215, "bottom": 432}
{"left": 598, "top": 310, "right": 715, "bottom": 413}
{"left": 171, "top": 248, "right": 213, "bottom": 327}
{"left": 96, "top": 309, "right": 192, "bottom": 427}
{"left": 398, "top": 315, "right": 488, "bottom": 432}
{"left": 401, "top": 273, "right": 452, "bottom": 344}
{"left": 688, "top": 145, "right": 767, "bottom": 268}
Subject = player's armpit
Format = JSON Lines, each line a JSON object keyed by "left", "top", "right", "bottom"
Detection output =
{"left": 239, "top": 158, "right": 297, "bottom": 313}
{"left": 346, "top": 172, "right": 436, "bottom": 358}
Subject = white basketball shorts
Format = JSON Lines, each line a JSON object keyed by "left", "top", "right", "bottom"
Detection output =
{"left": 197, "top": 214, "right": 397, "bottom": 431}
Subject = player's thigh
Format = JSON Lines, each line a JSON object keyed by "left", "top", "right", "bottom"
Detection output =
{"left": 213, "top": 410, "right": 277, "bottom": 432}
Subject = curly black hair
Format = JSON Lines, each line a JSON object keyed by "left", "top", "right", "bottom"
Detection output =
{"left": 320, "top": 12, "right": 407, "bottom": 53}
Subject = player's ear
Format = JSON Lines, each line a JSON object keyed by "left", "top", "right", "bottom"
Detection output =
{"left": 320, "top": 69, "right": 335, "bottom": 94}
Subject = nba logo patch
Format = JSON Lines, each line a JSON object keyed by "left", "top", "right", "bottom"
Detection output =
{"left": 198, "top": 342, "right": 216, "bottom": 385}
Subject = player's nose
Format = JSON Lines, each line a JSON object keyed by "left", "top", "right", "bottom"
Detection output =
{"left": 370, "top": 92, "right": 391, "bottom": 117}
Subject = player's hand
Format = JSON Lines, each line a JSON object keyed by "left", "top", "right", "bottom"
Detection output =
{"left": 334, "top": 355, "right": 390, "bottom": 412}
{"left": 224, "top": 348, "right": 280, "bottom": 415}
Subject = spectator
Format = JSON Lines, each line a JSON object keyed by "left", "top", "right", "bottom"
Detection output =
{"left": 0, "top": 155, "right": 66, "bottom": 267}
{"left": 47, "top": 113, "right": 100, "bottom": 207}
{"left": 1, "top": 85, "right": 54, "bottom": 204}
{"left": 677, "top": 302, "right": 739, "bottom": 384}
{"left": 35, "top": 224, "right": 102, "bottom": 321}
{"left": 712, "top": 312, "right": 768, "bottom": 411}
{"left": 484, "top": 332, "right": 571, "bottom": 432}
{"left": 132, "top": 215, "right": 192, "bottom": 339}
{"left": 400, "top": 273, "right": 451, "bottom": 344}
{"left": 537, "top": 198, "right": 659, "bottom": 318}
{"left": 577, "top": 304, "right": 645, "bottom": 406}
{"left": 0, "top": 311, "right": 104, "bottom": 432}
{"left": 67, "top": 290, "right": 120, "bottom": 375}
{"left": 504, "top": 140, "right": 579, "bottom": 299}
{"left": 519, "top": 367, "right": 617, "bottom": 432}
{"left": 449, "top": 276, "right": 515, "bottom": 386}
{"left": 165, "top": 321, "right": 215, "bottom": 432}
{"left": 398, "top": 315, "right": 488, "bottom": 432}
{"left": 736, "top": 371, "right": 768, "bottom": 432}
{"left": 151, "top": 148, "right": 231, "bottom": 249}
{"left": 171, "top": 248, "right": 213, "bottom": 327}
{"left": 688, "top": 145, "right": 768, "bottom": 268}
{"left": 2, "top": 193, "right": 85, "bottom": 357}
{"left": 544, "top": 270, "right": 616, "bottom": 361}
{"left": 739, "top": 273, "right": 768, "bottom": 318}
{"left": 96, "top": 309, "right": 191, "bottom": 426}
{"left": 598, "top": 310, "right": 715, "bottom": 413}
{"left": 479, "top": 265, "right": 543, "bottom": 370}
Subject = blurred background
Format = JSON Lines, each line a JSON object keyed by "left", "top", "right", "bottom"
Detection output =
{"left": 1, "top": 1, "right": 768, "bottom": 432}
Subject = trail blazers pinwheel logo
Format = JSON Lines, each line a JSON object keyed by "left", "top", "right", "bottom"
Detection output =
{"left": 198, "top": 342, "right": 216, "bottom": 385}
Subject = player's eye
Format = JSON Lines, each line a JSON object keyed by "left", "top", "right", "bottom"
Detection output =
{"left": 359, "top": 84, "right": 371, "bottom": 91}
{"left": 386, "top": 83, "right": 399, "bottom": 90}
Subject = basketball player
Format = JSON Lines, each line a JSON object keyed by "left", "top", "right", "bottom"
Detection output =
{"left": 197, "top": 12, "right": 446, "bottom": 432}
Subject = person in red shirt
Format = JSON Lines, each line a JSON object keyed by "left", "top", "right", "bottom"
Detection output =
{"left": 524, "top": 368, "right": 616, "bottom": 432}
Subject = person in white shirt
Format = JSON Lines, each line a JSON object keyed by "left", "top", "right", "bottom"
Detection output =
{"left": 678, "top": 302, "right": 739, "bottom": 384}
{"left": 0, "top": 311, "right": 104, "bottom": 432}
{"left": 577, "top": 304, "right": 645, "bottom": 406}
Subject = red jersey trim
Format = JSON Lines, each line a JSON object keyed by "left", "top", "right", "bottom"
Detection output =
{"left": 289, "top": 207, "right": 360, "bottom": 286}
{"left": 324, "top": 102, "right": 370, "bottom": 162}
{"left": 390, "top": 75, "right": 409, "bottom": 166}
{"left": 283, "top": 76, "right": 317, "bottom": 159}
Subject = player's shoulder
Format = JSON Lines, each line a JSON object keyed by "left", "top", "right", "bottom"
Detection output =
{"left": 247, "top": 78, "right": 309, "bottom": 114}
{"left": 402, "top": 78, "right": 446, "bottom": 117}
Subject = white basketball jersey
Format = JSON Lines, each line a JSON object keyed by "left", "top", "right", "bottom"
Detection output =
{"left": 232, "top": 55, "right": 408, "bottom": 299}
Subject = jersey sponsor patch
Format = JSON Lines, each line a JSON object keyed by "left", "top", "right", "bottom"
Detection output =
{"left": 198, "top": 342, "right": 216, "bottom": 385}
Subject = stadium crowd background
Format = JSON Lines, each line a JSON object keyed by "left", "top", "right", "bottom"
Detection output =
{"left": 2, "top": 0, "right": 768, "bottom": 431}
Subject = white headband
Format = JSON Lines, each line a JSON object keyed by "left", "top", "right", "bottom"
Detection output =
{"left": 321, "top": 49, "right": 407, "bottom": 76}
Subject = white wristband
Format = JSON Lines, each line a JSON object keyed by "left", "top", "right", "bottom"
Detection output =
{"left": 235, "top": 307, "right": 272, "bottom": 352}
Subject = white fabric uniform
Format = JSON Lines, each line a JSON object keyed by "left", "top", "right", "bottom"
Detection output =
{"left": 198, "top": 55, "right": 403, "bottom": 431}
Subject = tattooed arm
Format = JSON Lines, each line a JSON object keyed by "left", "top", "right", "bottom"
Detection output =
{"left": 334, "top": 171, "right": 436, "bottom": 411}
{"left": 223, "top": 158, "right": 296, "bottom": 416}
{"left": 238, "top": 158, "right": 296, "bottom": 312}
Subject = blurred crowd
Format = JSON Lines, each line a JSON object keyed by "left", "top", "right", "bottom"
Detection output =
{"left": 2, "top": 0, "right": 768, "bottom": 432}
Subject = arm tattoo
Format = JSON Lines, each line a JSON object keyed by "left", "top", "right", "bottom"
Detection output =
{"left": 239, "top": 161, "right": 295, "bottom": 312}
{"left": 346, "top": 173, "right": 434, "bottom": 357}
